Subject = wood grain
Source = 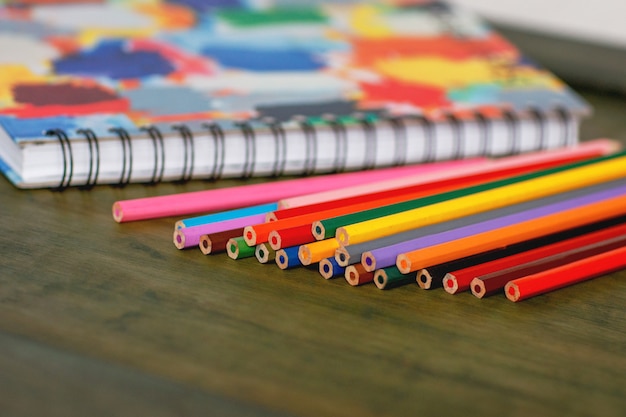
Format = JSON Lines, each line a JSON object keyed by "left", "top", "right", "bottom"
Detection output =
{"left": 0, "top": 89, "right": 625, "bottom": 417}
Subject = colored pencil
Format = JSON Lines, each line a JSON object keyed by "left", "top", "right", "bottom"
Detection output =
{"left": 278, "top": 140, "right": 617, "bottom": 209}
{"left": 470, "top": 228, "right": 626, "bottom": 298}
{"left": 416, "top": 268, "right": 446, "bottom": 290}
{"left": 173, "top": 212, "right": 267, "bottom": 249}
{"left": 298, "top": 239, "right": 341, "bottom": 266}
{"left": 275, "top": 246, "right": 301, "bottom": 270}
{"left": 345, "top": 263, "right": 375, "bottom": 287}
{"left": 247, "top": 170, "right": 516, "bottom": 247}
{"left": 361, "top": 179, "right": 624, "bottom": 272}
{"left": 374, "top": 266, "right": 417, "bottom": 290}
{"left": 255, "top": 243, "right": 276, "bottom": 264}
{"left": 267, "top": 224, "right": 318, "bottom": 251}
{"left": 113, "top": 159, "right": 483, "bottom": 222}
{"left": 396, "top": 184, "right": 626, "bottom": 274}
{"left": 505, "top": 246, "right": 626, "bottom": 302}
{"left": 336, "top": 151, "right": 626, "bottom": 246}
{"left": 442, "top": 216, "right": 626, "bottom": 294}
{"left": 199, "top": 227, "right": 244, "bottom": 255}
{"left": 268, "top": 141, "right": 614, "bottom": 222}
{"left": 226, "top": 236, "right": 256, "bottom": 260}
{"left": 328, "top": 153, "right": 626, "bottom": 243}
{"left": 175, "top": 202, "right": 279, "bottom": 229}
{"left": 319, "top": 257, "right": 345, "bottom": 279}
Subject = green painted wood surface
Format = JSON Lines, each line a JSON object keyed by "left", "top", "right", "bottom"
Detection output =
{"left": 0, "top": 88, "right": 624, "bottom": 417}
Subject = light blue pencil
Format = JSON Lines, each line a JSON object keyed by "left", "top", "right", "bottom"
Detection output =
{"left": 175, "top": 202, "right": 279, "bottom": 229}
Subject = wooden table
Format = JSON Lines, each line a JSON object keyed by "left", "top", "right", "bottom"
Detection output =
{"left": 1, "top": 88, "right": 625, "bottom": 417}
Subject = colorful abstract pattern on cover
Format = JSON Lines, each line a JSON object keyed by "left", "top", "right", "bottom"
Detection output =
{"left": 0, "top": 0, "right": 588, "bottom": 141}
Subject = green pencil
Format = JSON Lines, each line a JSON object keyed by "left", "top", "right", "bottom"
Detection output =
{"left": 311, "top": 150, "right": 626, "bottom": 240}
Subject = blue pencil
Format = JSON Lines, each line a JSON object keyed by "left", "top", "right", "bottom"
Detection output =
{"left": 175, "top": 202, "right": 279, "bottom": 229}
{"left": 275, "top": 246, "right": 301, "bottom": 270}
{"left": 319, "top": 257, "right": 345, "bottom": 279}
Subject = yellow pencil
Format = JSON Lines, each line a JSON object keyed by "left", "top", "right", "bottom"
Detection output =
{"left": 336, "top": 154, "right": 626, "bottom": 246}
{"left": 298, "top": 239, "right": 341, "bottom": 266}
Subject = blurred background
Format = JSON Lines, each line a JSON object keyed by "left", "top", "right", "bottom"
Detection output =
{"left": 451, "top": 0, "right": 626, "bottom": 94}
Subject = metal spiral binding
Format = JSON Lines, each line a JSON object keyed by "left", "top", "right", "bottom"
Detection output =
{"left": 355, "top": 114, "right": 377, "bottom": 170}
{"left": 264, "top": 118, "right": 287, "bottom": 177}
{"left": 172, "top": 124, "right": 195, "bottom": 183}
{"left": 442, "top": 112, "right": 464, "bottom": 160}
{"left": 76, "top": 128, "right": 100, "bottom": 189}
{"left": 295, "top": 116, "right": 318, "bottom": 175}
{"left": 235, "top": 121, "right": 256, "bottom": 178}
{"left": 45, "top": 129, "right": 74, "bottom": 190}
{"left": 471, "top": 111, "right": 490, "bottom": 157}
{"left": 383, "top": 115, "right": 408, "bottom": 166}
{"left": 108, "top": 127, "right": 133, "bottom": 186}
{"left": 203, "top": 123, "right": 225, "bottom": 180}
{"left": 140, "top": 126, "right": 166, "bottom": 184}
{"left": 500, "top": 110, "right": 520, "bottom": 155}
{"left": 407, "top": 115, "right": 436, "bottom": 163}
{"left": 324, "top": 115, "right": 348, "bottom": 173}
{"left": 528, "top": 108, "right": 547, "bottom": 150}
{"left": 555, "top": 107, "right": 573, "bottom": 147}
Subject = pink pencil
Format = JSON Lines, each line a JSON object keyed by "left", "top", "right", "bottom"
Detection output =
{"left": 112, "top": 159, "right": 486, "bottom": 223}
{"left": 172, "top": 212, "right": 266, "bottom": 249}
{"left": 276, "top": 140, "right": 619, "bottom": 209}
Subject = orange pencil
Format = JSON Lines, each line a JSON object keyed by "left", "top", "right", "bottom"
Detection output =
{"left": 396, "top": 188, "right": 626, "bottom": 274}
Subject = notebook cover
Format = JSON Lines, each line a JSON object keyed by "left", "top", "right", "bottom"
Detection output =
{"left": 0, "top": 0, "right": 590, "bottom": 186}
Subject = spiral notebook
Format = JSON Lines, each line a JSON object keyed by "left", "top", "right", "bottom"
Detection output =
{"left": 0, "top": 0, "right": 590, "bottom": 189}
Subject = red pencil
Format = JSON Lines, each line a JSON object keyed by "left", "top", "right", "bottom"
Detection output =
{"left": 268, "top": 224, "right": 316, "bottom": 250}
{"left": 442, "top": 220, "right": 626, "bottom": 294}
{"left": 505, "top": 245, "right": 626, "bottom": 302}
{"left": 472, "top": 232, "right": 626, "bottom": 298}
{"left": 267, "top": 147, "right": 611, "bottom": 221}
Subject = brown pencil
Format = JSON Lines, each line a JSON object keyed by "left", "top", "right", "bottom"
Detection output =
{"left": 471, "top": 232, "right": 626, "bottom": 298}
{"left": 344, "top": 263, "right": 375, "bottom": 287}
{"left": 199, "top": 227, "right": 245, "bottom": 255}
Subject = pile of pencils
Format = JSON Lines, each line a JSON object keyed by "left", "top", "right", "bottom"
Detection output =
{"left": 115, "top": 139, "right": 626, "bottom": 302}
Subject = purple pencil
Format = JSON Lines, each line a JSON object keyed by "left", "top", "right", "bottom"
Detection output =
{"left": 173, "top": 212, "right": 267, "bottom": 249}
{"left": 361, "top": 179, "right": 626, "bottom": 272}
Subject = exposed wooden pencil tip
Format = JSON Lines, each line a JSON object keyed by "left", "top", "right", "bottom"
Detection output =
{"left": 112, "top": 202, "right": 123, "bottom": 223}
{"left": 226, "top": 238, "right": 239, "bottom": 260}
{"left": 199, "top": 235, "right": 212, "bottom": 255}
{"left": 396, "top": 255, "right": 410, "bottom": 274}
{"left": 442, "top": 273, "right": 459, "bottom": 294}
{"left": 335, "top": 248, "right": 350, "bottom": 267}
{"left": 374, "top": 270, "right": 388, "bottom": 290}
{"left": 255, "top": 243, "right": 273, "bottom": 264}
{"left": 416, "top": 269, "right": 431, "bottom": 289}
{"left": 265, "top": 212, "right": 278, "bottom": 222}
{"left": 243, "top": 226, "right": 256, "bottom": 246}
{"left": 336, "top": 228, "right": 349, "bottom": 246}
{"left": 173, "top": 230, "right": 186, "bottom": 250}
{"left": 298, "top": 246, "right": 312, "bottom": 266}
{"left": 275, "top": 249, "right": 288, "bottom": 270}
{"left": 471, "top": 278, "right": 487, "bottom": 298}
{"left": 361, "top": 252, "right": 376, "bottom": 272}
{"left": 268, "top": 231, "right": 281, "bottom": 251}
{"left": 505, "top": 282, "right": 521, "bottom": 302}
{"left": 319, "top": 258, "right": 334, "bottom": 279}
{"left": 344, "top": 265, "right": 359, "bottom": 286}
{"left": 312, "top": 221, "right": 325, "bottom": 240}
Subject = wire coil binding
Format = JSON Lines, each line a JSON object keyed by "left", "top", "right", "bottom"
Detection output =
{"left": 48, "top": 108, "right": 576, "bottom": 189}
